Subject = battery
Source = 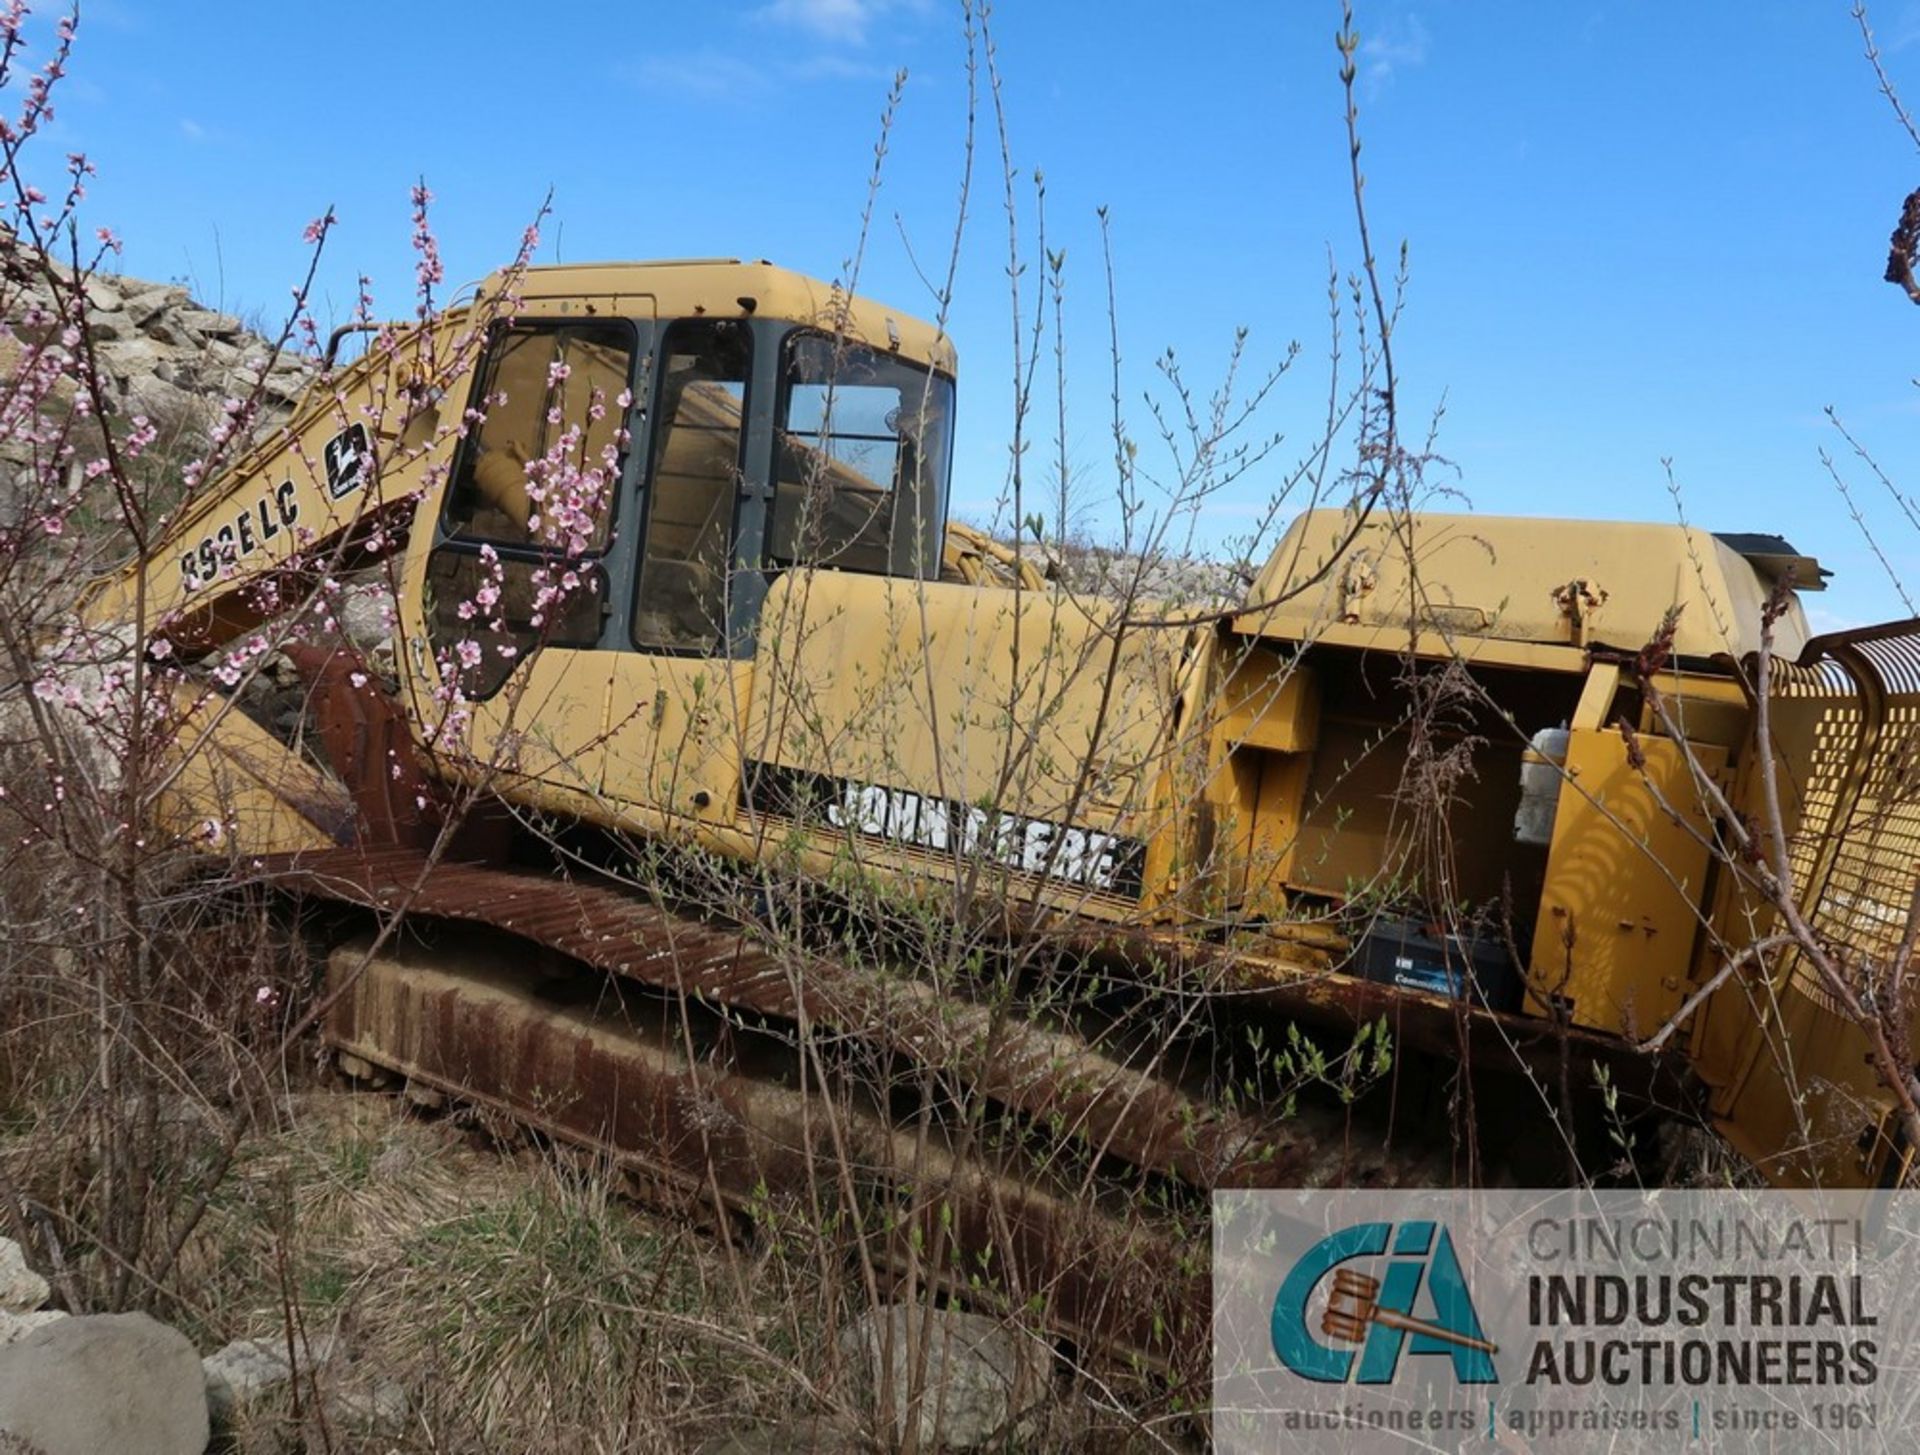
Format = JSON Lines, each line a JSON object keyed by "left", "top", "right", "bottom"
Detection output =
{"left": 1351, "top": 912, "right": 1524, "bottom": 1013}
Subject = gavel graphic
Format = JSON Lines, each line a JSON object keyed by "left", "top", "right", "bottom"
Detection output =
{"left": 1320, "top": 1268, "right": 1499, "bottom": 1354}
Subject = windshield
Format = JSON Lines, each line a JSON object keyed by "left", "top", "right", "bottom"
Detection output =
{"left": 769, "top": 333, "right": 953, "bottom": 579}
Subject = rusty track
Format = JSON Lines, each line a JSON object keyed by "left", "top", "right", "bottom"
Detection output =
{"left": 325, "top": 932, "right": 1207, "bottom": 1365}
{"left": 253, "top": 840, "right": 1555, "bottom": 1371}
{"left": 260, "top": 843, "right": 1359, "bottom": 1190}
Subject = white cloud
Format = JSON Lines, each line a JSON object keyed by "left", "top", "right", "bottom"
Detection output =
{"left": 179, "top": 118, "right": 207, "bottom": 142}
{"left": 82, "top": 1, "right": 141, "bottom": 31}
{"left": 753, "top": 0, "right": 925, "bottom": 47}
{"left": 1806, "top": 602, "right": 1868, "bottom": 635}
{"left": 758, "top": 0, "right": 875, "bottom": 44}
{"left": 626, "top": 39, "right": 901, "bottom": 98}
{"left": 1361, "top": 13, "right": 1430, "bottom": 93}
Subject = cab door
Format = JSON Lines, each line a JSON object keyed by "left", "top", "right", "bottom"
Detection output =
{"left": 599, "top": 318, "right": 757, "bottom": 830}
{"left": 418, "top": 315, "right": 644, "bottom": 794}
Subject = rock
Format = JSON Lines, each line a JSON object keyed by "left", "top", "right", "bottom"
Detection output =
{"left": 324, "top": 1377, "right": 410, "bottom": 1436}
{"left": 201, "top": 1330, "right": 339, "bottom": 1428}
{"left": 836, "top": 1306, "right": 1054, "bottom": 1451}
{"left": 142, "top": 316, "right": 196, "bottom": 350}
{"left": 174, "top": 306, "right": 242, "bottom": 340}
{"left": 0, "top": 255, "right": 321, "bottom": 517}
{"left": 122, "top": 374, "right": 201, "bottom": 424}
{"left": 259, "top": 649, "right": 301, "bottom": 688}
{"left": 260, "top": 372, "right": 308, "bottom": 404}
{"left": 338, "top": 586, "right": 395, "bottom": 650}
{"left": 95, "top": 334, "right": 169, "bottom": 384}
{"left": 123, "top": 284, "right": 191, "bottom": 328}
{"left": 85, "top": 312, "right": 132, "bottom": 343}
{"left": 113, "top": 1092, "right": 219, "bottom": 1138}
{"left": 0, "top": 1311, "right": 208, "bottom": 1455}
{"left": 81, "top": 275, "right": 123, "bottom": 313}
{"left": 0, "top": 1241, "right": 48, "bottom": 1315}
{"left": 81, "top": 280, "right": 121, "bottom": 314}
{"left": 0, "top": 1309, "right": 66, "bottom": 1347}
{"left": 368, "top": 638, "right": 399, "bottom": 682}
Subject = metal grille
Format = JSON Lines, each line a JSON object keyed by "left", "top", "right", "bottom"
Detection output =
{"left": 1762, "top": 621, "right": 1920, "bottom": 1008}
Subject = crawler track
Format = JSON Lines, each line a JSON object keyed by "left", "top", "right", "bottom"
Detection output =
{"left": 256, "top": 842, "right": 1630, "bottom": 1371}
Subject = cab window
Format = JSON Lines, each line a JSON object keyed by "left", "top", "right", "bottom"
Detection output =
{"left": 632, "top": 320, "right": 751, "bottom": 652}
{"left": 768, "top": 333, "right": 952, "bottom": 579}
{"left": 442, "top": 322, "right": 633, "bottom": 551}
{"left": 428, "top": 320, "right": 632, "bottom": 698}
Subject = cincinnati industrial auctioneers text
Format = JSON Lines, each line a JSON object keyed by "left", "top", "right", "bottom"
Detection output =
{"left": 1520, "top": 1214, "right": 1877, "bottom": 1388}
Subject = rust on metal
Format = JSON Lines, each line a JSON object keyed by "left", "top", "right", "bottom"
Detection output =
{"left": 281, "top": 643, "right": 435, "bottom": 848}
{"left": 263, "top": 844, "right": 1340, "bottom": 1189}
{"left": 325, "top": 933, "right": 1210, "bottom": 1368}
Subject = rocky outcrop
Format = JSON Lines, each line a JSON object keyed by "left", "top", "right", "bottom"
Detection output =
{"left": 0, "top": 232, "right": 320, "bottom": 527}
{"left": 1039, "top": 537, "right": 1244, "bottom": 605}
{"left": 0, "top": 227, "right": 317, "bottom": 428}
{"left": 74, "top": 275, "right": 315, "bottom": 426}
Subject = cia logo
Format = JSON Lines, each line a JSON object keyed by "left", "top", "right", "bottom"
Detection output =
{"left": 324, "top": 422, "right": 370, "bottom": 500}
{"left": 1271, "top": 1221, "right": 1498, "bottom": 1384}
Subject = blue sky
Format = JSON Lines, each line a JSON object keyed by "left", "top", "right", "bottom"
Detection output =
{"left": 34, "top": 0, "right": 1920, "bottom": 629}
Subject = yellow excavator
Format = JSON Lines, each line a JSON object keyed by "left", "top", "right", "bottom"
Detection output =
{"left": 72, "top": 258, "right": 1920, "bottom": 1364}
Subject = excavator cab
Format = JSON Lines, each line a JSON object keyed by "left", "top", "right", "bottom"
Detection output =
{"left": 406, "top": 261, "right": 959, "bottom": 825}
{"left": 423, "top": 279, "right": 953, "bottom": 687}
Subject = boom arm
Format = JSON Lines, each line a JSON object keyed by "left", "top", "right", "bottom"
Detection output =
{"left": 76, "top": 313, "right": 476, "bottom": 658}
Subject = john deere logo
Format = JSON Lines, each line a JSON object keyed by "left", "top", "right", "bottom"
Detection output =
{"left": 324, "top": 423, "right": 370, "bottom": 500}
{"left": 1272, "top": 1221, "right": 1498, "bottom": 1384}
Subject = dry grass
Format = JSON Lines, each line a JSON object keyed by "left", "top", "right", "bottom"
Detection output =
{"left": 79, "top": 1085, "right": 1170, "bottom": 1455}
{"left": 158, "top": 1093, "right": 749, "bottom": 1452}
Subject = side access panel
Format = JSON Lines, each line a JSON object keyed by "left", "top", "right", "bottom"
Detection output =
{"left": 1524, "top": 727, "right": 1723, "bottom": 1038}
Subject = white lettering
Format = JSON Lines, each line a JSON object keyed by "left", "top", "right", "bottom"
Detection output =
{"left": 795, "top": 770, "right": 1134, "bottom": 894}
{"left": 1021, "top": 819, "right": 1054, "bottom": 873}
{"left": 857, "top": 785, "right": 888, "bottom": 836}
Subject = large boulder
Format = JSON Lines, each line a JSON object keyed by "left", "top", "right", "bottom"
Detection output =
{"left": 0, "top": 1312, "right": 208, "bottom": 1455}
{"left": 337, "top": 582, "right": 397, "bottom": 651}
{"left": 836, "top": 1305, "right": 1054, "bottom": 1451}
